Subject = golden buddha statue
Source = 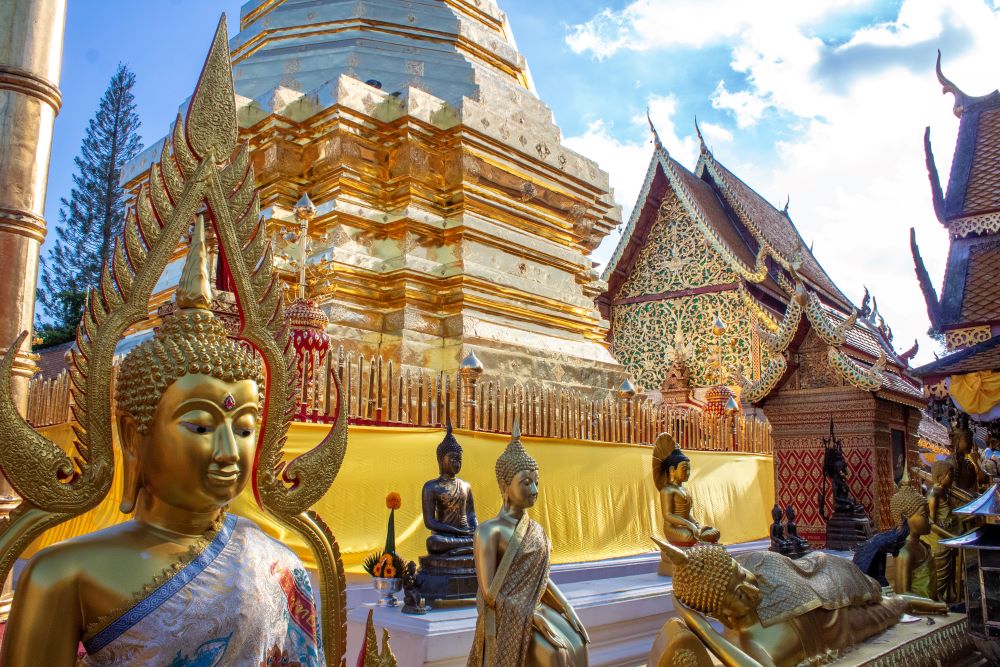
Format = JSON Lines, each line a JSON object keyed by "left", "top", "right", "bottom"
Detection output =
{"left": 467, "top": 421, "right": 589, "bottom": 667}
{"left": 926, "top": 459, "right": 963, "bottom": 603}
{"left": 652, "top": 434, "right": 720, "bottom": 575}
{"left": 890, "top": 484, "right": 937, "bottom": 599}
{"left": 0, "top": 19, "right": 348, "bottom": 666}
{"left": 649, "top": 540, "right": 947, "bottom": 667}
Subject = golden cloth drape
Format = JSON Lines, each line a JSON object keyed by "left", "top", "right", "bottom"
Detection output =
{"left": 24, "top": 424, "right": 773, "bottom": 572}
{"left": 949, "top": 370, "right": 1000, "bottom": 415}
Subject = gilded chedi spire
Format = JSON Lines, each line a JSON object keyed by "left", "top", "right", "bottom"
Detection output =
{"left": 495, "top": 419, "right": 538, "bottom": 491}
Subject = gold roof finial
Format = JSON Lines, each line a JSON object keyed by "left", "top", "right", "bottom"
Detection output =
{"left": 176, "top": 214, "right": 213, "bottom": 310}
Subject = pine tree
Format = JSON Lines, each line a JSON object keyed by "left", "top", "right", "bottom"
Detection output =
{"left": 36, "top": 64, "right": 143, "bottom": 347}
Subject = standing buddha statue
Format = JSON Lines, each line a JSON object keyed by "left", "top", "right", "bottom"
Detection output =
{"left": 418, "top": 424, "right": 479, "bottom": 603}
{"left": 926, "top": 459, "right": 963, "bottom": 603}
{"left": 0, "top": 19, "right": 348, "bottom": 666}
{"left": 652, "top": 433, "right": 720, "bottom": 575}
{"left": 467, "top": 421, "right": 589, "bottom": 667}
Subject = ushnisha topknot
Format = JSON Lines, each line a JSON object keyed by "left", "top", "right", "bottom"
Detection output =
{"left": 671, "top": 543, "right": 739, "bottom": 617}
{"left": 890, "top": 484, "right": 927, "bottom": 524}
{"left": 495, "top": 419, "right": 538, "bottom": 492}
{"left": 116, "top": 216, "right": 263, "bottom": 434}
{"left": 436, "top": 421, "right": 462, "bottom": 461}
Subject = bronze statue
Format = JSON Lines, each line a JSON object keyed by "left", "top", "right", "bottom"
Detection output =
{"left": 952, "top": 426, "right": 987, "bottom": 494}
{"left": 401, "top": 561, "right": 426, "bottom": 615}
{"left": 0, "top": 22, "right": 349, "bottom": 665}
{"left": 652, "top": 433, "right": 719, "bottom": 575}
{"left": 890, "top": 484, "right": 937, "bottom": 599}
{"left": 648, "top": 540, "right": 947, "bottom": 667}
{"left": 418, "top": 424, "right": 479, "bottom": 604}
{"left": 818, "top": 419, "right": 872, "bottom": 549}
{"left": 781, "top": 505, "right": 811, "bottom": 558}
{"left": 926, "top": 459, "right": 963, "bottom": 603}
{"left": 422, "top": 423, "right": 477, "bottom": 556}
{"left": 467, "top": 421, "right": 589, "bottom": 667}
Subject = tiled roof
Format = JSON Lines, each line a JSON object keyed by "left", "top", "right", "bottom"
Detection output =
{"left": 913, "top": 335, "right": 1000, "bottom": 379}
{"left": 34, "top": 341, "right": 73, "bottom": 379}
{"left": 917, "top": 412, "right": 950, "bottom": 450}
{"left": 963, "top": 107, "right": 1000, "bottom": 215}
{"left": 960, "top": 240, "right": 1000, "bottom": 323}
{"left": 699, "top": 155, "right": 855, "bottom": 312}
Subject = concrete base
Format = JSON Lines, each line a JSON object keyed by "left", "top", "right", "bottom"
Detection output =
{"left": 346, "top": 541, "right": 768, "bottom": 667}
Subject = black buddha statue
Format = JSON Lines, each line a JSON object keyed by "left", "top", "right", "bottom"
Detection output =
{"left": 784, "top": 505, "right": 812, "bottom": 557}
{"left": 417, "top": 425, "right": 479, "bottom": 604}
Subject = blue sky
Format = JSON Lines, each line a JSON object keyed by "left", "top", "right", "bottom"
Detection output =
{"left": 47, "top": 0, "right": 1000, "bottom": 364}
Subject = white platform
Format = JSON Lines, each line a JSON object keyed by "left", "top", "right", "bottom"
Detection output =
{"left": 346, "top": 541, "right": 768, "bottom": 667}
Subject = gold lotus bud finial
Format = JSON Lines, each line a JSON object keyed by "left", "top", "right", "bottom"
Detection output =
{"left": 495, "top": 418, "right": 538, "bottom": 492}
{"left": 712, "top": 316, "right": 726, "bottom": 337}
{"left": 618, "top": 378, "right": 636, "bottom": 398}
{"left": 294, "top": 192, "right": 316, "bottom": 224}
{"left": 176, "top": 214, "right": 213, "bottom": 310}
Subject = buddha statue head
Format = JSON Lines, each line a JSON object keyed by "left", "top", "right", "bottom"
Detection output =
{"left": 656, "top": 537, "right": 762, "bottom": 629}
{"left": 652, "top": 433, "right": 690, "bottom": 490}
{"left": 890, "top": 485, "right": 929, "bottom": 537}
{"left": 495, "top": 420, "right": 539, "bottom": 510}
{"left": 436, "top": 422, "right": 463, "bottom": 477}
{"left": 931, "top": 459, "right": 955, "bottom": 488}
{"left": 116, "top": 216, "right": 264, "bottom": 514}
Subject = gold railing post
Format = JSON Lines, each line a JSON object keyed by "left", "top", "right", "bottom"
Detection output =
{"left": 617, "top": 378, "right": 636, "bottom": 444}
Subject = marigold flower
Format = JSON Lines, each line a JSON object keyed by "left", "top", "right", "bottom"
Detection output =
{"left": 386, "top": 492, "right": 402, "bottom": 510}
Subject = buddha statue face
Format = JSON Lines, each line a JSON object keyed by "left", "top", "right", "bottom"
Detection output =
{"left": 506, "top": 470, "right": 539, "bottom": 510}
{"left": 720, "top": 564, "right": 763, "bottom": 627}
{"left": 120, "top": 373, "right": 260, "bottom": 513}
{"left": 440, "top": 451, "right": 462, "bottom": 477}
{"left": 669, "top": 460, "right": 690, "bottom": 484}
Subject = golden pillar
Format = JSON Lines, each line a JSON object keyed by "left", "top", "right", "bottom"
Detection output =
{"left": 0, "top": 0, "right": 66, "bottom": 407}
{"left": 0, "top": 0, "right": 66, "bottom": 618}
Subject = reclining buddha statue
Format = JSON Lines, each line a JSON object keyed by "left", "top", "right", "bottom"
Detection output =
{"left": 0, "top": 18, "right": 347, "bottom": 667}
{"left": 648, "top": 539, "right": 946, "bottom": 667}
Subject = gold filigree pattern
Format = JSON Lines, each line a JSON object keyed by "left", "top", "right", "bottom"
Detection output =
{"left": 944, "top": 325, "right": 991, "bottom": 351}
{"left": 617, "top": 194, "right": 735, "bottom": 298}
{"left": 611, "top": 290, "right": 771, "bottom": 389}
{"left": 950, "top": 211, "right": 1000, "bottom": 238}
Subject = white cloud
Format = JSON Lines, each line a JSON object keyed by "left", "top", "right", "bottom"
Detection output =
{"left": 700, "top": 121, "right": 733, "bottom": 145}
{"left": 567, "top": 0, "right": 1000, "bottom": 365}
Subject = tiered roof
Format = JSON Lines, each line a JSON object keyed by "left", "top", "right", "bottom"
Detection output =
{"left": 915, "top": 53, "right": 1000, "bottom": 334}
{"left": 600, "top": 127, "right": 923, "bottom": 407}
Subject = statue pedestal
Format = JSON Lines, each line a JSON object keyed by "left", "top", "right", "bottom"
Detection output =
{"left": 417, "top": 554, "right": 477, "bottom": 605}
{"left": 825, "top": 511, "right": 873, "bottom": 550}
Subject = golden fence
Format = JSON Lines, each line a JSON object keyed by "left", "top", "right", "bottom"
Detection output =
{"left": 27, "top": 347, "right": 773, "bottom": 454}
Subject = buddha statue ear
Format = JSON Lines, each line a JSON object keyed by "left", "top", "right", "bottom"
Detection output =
{"left": 652, "top": 536, "right": 688, "bottom": 567}
{"left": 118, "top": 414, "right": 142, "bottom": 514}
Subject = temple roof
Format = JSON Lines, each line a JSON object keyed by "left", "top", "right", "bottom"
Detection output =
{"left": 914, "top": 54, "right": 1000, "bottom": 333}
{"left": 599, "top": 135, "right": 922, "bottom": 406}
{"left": 912, "top": 335, "right": 1000, "bottom": 380}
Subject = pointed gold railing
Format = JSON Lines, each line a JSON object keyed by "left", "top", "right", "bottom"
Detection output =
{"left": 26, "top": 347, "right": 773, "bottom": 454}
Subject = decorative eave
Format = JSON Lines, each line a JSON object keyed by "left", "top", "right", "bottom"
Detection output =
{"left": 912, "top": 334, "right": 1000, "bottom": 381}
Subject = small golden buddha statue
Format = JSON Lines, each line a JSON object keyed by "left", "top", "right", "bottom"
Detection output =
{"left": 0, "top": 21, "right": 348, "bottom": 664}
{"left": 467, "top": 421, "right": 589, "bottom": 667}
{"left": 649, "top": 540, "right": 947, "bottom": 667}
{"left": 926, "top": 459, "right": 964, "bottom": 603}
{"left": 890, "top": 484, "right": 937, "bottom": 600}
{"left": 952, "top": 426, "right": 987, "bottom": 494}
{"left": 652, "top": 433, "right": 719, "bottom": 575}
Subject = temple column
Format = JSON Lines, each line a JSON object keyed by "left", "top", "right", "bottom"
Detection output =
{"left": 0, "top": 0, "right": 67, "bottom": 619}
{"left": 0, "top": 0, "right": 65, "bottom": 408}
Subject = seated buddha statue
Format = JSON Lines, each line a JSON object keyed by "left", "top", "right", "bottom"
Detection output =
{"left": 2, "top": 219, "right": 323, "bottom": 666}
{"left": 652, "top": 434, "right": 719, "bottom": 575}
{"left": 648, "top": 540, "right": 947, "bottom": 667}
{"left": 422, "top": 424, "right": 477, "bottom": 557}
{"left": 467, "top": 421, "right": 589, "bottom": 667}
{"left": 890, "top": 483, "right": 937, "bottom": 600}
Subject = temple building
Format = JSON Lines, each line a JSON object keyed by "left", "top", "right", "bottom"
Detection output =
{"left": 913, "top": 55, "right": 1000, "bottom": 427}
{"left": 119, "top": 0, "right": 624, "bottom": 394}
{"left": 599, "top": 129, "right": 926, "bottom": 541}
